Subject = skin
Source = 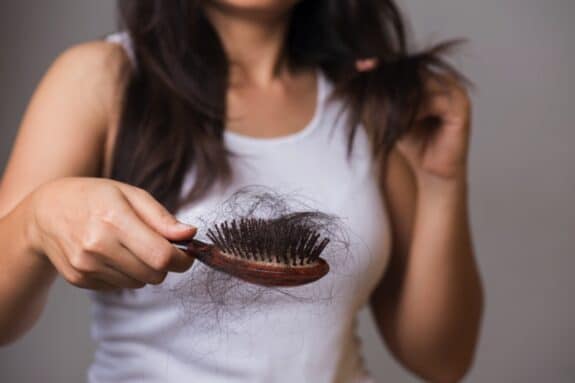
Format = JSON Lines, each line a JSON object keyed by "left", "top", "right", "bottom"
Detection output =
{"left": 0, "top": 43, "right": 198, "bottom": 345}
{"left": 0, "top": 1, "right": 483, "bottom": 382}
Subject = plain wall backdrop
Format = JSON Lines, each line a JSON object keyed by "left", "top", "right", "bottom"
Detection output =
{"left": 1, "top": 1, "right": 573, "bottom": 382}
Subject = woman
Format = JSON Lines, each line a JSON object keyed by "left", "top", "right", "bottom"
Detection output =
{"left": 0, "top": 0, "right": 483, "bottom": 382}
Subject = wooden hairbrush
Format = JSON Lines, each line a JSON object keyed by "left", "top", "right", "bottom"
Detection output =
{"left": 171, "top": 217, "right": 330, "bottom": 287}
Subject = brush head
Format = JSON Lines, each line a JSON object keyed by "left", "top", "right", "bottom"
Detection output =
{"left": 177, "top": 217, "right": 331, "bottom": 286}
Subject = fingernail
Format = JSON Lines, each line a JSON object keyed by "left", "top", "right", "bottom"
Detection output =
{"left": 356, "top": 58, "right": 378, "bottom": 72}
{"left": 176, "top": 221, "right": 196, "bottom": 231}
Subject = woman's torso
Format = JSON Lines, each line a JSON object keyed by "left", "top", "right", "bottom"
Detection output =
{"left": 87, "top": 32, "right": 392, "bottom": 383}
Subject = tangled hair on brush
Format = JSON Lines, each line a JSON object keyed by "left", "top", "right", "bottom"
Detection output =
{"left": 111, "top": 0, "right": 470, "bottom": 213}
{"left": 164, "top": 186, "right": 352, "bottom": 330}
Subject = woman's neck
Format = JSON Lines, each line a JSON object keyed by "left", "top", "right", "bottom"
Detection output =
{"left": 203, "top": 3, "right": 293, "bottom": 88}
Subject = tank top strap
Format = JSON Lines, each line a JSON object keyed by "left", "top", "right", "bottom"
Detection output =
{"left": 105, "top": 31, "right": 136, "bottom": 67}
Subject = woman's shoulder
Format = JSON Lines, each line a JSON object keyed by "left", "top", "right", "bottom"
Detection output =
{"left": 45, "top": 37, "right": 131, "bottom": 114}
{"left": 27, "top": 37, "right": 130, "bottom": 141}
{"left": 0, "top": 36, "right": 133, "bottom": 216}
{"left": 52, "top": 36, "right": 130, "bottom": 118}
{"left": 30, "top": 37, "right": 132, "bottom": 175}
{"left": 55, "top": 35, "right": 134, "bottom": 177}
{"left": 54, "top": 36, "right": 131, "bottom": 84}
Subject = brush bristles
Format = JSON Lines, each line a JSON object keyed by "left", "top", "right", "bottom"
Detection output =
{"left": 205, "top": 218, "right": 330, "bottom": 266}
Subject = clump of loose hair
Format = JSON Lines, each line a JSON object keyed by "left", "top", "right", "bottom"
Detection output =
{"left": 205, "top": 215, "right": 331, "bottom": 267}
{"left": 162, "top": 185, "right": 352, "bottom": 331}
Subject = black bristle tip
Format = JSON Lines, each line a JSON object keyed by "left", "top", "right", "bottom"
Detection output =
{"left": 207, "top": 217, "right": 329, "bottom": 266}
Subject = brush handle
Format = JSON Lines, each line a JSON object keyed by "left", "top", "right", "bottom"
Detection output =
{"left": 170, "top": 239, "right": 212, "bottom": 252}
{"left": 169, "top": 238, "right": 329, "bottom": 287}
{"left": 171, "top": 240, "right": 192, "bottom": 252}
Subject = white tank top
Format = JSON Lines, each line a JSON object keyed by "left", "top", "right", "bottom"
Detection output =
{"left": 88, "top": 32, "right": 392, "bottom": 383}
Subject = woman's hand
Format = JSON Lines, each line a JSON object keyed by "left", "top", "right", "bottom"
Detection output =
{"left": 396, "top": 75, "right": 471, "bottom": 182}
{"left": 356, "top": 59, "right": 472, "bottom": 182}
{"left": 27, "top": 177, "right": 197, "bottom": 290}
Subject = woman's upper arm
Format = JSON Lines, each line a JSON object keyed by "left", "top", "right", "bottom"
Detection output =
{"left": 0, "top": 41, "right": 126, "bottom": 218}
{"left": 369, "top": 147, "right": 417, "bottom": 342}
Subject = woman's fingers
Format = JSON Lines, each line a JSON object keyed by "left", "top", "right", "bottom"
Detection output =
{"left": 91, "top": 264, "right": 146, "bottom": 289}
{"left": 31, "top": 178, "right": 197, "bottom": 292}
{"left": 105, "top": 242, "right": 169, "bottom": 285}
{"left": 84, "top": 233, "right": 169, "bottom": 285}
{"left": 115, "top": 183, "right": 197, "bottom": 241}
{"left": 103, "top": 203, "right": 195, "bottom": 273}
{"left": 67, "top": 247, "right": 145, "bottom": 289}
{"left": 355, "top": 58, "right": 379, "bottom": 72}
{"left": 56, "top": 243, "right": 145, "bottom": 290}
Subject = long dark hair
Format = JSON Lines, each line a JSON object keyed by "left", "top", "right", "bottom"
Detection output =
{"left": 111, "top": 0, "right": 466, "bottom": 212}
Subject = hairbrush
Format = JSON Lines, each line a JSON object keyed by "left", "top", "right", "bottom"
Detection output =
{"left": 171, "top": 217, "right": 330, "bottom": 287}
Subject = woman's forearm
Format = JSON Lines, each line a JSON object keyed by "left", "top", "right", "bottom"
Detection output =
{"left": 392, "top": 173, "right": 484, "bottom": 382}
{"left": 0, "top": 196, "right": 57, "bottom": 346}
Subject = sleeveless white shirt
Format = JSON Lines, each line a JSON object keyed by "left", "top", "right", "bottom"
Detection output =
{"left": 88, "top": 32, "right": 392, "bottom": 383}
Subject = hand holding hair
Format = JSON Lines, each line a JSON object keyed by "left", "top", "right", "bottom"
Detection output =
{"left": 355, "top": 56, "right": 471, "bottom": 182}
{"left": 396, "top": 73, "right": 472, "bottom": 182}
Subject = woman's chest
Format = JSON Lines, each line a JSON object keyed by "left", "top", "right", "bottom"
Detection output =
{"left": 170, "top": 132, "right": 392, "bottom": 311}
{"left": 92, "top": 126, "right": 394, "bottom": 345}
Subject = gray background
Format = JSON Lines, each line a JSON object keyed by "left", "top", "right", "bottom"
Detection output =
{"left": 0, "top": 0, "right": 573, "bottom": 382}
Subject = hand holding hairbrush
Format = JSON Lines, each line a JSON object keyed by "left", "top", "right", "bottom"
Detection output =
{"left": 171, "top": 217, "right": 330, "bottom": 287}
